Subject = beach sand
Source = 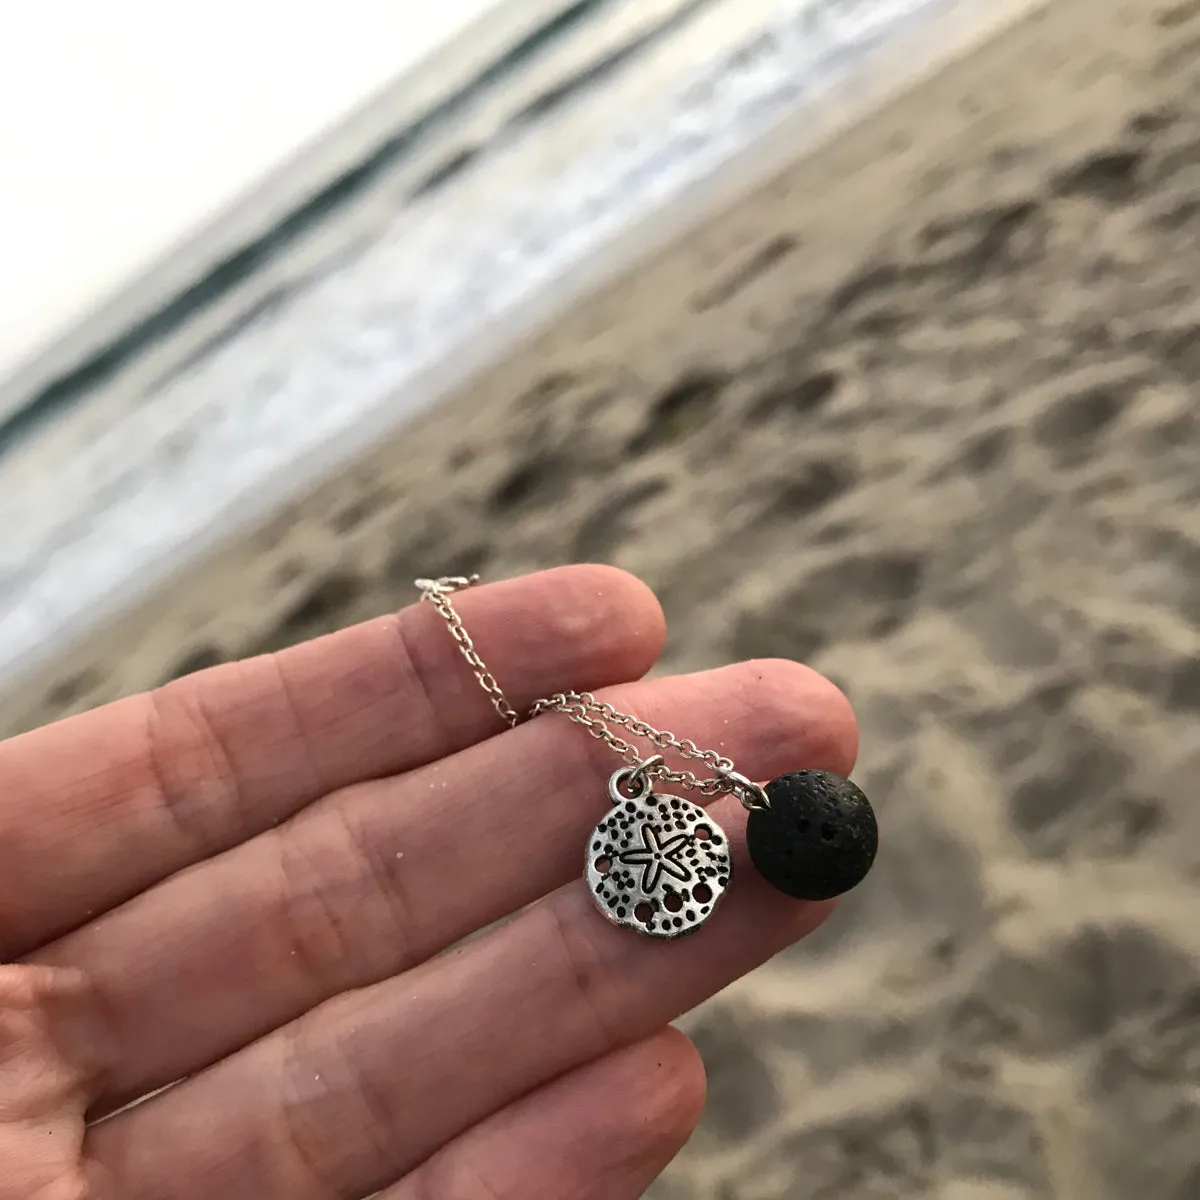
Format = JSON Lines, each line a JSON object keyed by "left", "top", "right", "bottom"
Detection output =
{"left": 5, "top": 0, "right": 1200, "bottom": 1193}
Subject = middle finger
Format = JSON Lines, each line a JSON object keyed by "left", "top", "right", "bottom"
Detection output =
{"left": 38, "top": 660, "right": 855, "bottom": 1113}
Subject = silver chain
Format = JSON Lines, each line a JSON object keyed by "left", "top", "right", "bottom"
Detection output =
{"left": 414, "top": 575, "right": 768, "bottom": 808}
{"left": 414, "top": 576, "right": 522, "bottom": 728}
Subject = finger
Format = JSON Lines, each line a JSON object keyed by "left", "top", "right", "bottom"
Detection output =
{"left": 87, "top": 809, "right": 835, "bottom": 1200}
{"left": 386, "top": 1028, "right": 704, "bottom": 1200}
{"left": 0, "top": 565, "right": 663, "bottom": 957}
{"left": 42, "top": 659, "right": 854, "bottom": 1112}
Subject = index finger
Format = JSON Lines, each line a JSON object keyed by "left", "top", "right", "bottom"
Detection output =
{"left": 0, "top": 566, "right": 665, "bottom": 958}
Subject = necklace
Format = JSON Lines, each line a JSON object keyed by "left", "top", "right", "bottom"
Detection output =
{"left": 416, "top": 575, "right": 878, "bottom": 940}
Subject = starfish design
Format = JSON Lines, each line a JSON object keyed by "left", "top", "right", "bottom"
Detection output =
{"left": 618, "top": 823, "right": 693, "bottom": 893}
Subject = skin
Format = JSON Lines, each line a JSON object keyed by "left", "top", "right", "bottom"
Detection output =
{"left": 0, "top": 565, "right": 858, "bottom": 1199}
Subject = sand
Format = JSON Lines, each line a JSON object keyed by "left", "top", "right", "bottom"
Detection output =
{"left": 5, "top": 0, "right": 1200, "bottom": 1194}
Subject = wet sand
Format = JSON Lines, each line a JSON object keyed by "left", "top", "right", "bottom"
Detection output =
{"left": 5, "top": 0, "right": 1200, "bottom": 1194}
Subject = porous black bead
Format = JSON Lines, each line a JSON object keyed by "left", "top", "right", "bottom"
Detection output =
{"left": 746, "top": 770, "right": 878, "bottom": 901}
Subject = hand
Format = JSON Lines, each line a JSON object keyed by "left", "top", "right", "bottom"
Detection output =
{"left": 0, "top": 565, "right": 857, "bottom": 1199}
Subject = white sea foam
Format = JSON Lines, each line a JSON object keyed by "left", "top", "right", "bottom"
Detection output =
{"left": 0, "top": 0, "right": 993, "bottom": 684}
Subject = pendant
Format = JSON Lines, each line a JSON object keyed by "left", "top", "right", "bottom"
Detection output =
{"left": 746, "top": 770, "right": 878, "bottom": 901}
{"left": 585, "top": 766, "right": 732, "bottom": 939}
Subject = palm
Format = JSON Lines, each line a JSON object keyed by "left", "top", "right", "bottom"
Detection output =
{"left": 0, "top": 566, "right": 855, "bottom": 1199}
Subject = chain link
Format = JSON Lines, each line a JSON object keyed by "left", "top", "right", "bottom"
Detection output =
{"left": 415, "top": 575, "right": 745, "bottom": 799}
{"left": 414, "top": 576, "right": 521, "bottom": 729}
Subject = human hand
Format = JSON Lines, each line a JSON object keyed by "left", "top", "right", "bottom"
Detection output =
{"left": 0, "top": 565, "right": 857, "bottom": 1199}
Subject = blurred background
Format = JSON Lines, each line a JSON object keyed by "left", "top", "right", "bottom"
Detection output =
{"left": 2, "top": 0, "right": 1199, "bottom": 1196}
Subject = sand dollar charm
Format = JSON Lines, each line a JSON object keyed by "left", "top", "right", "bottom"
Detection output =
{"left": 586, "top": 763, "right": 732, "bottom": 939}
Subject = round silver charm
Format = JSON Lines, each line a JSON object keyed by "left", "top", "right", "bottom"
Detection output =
{"left": 585, "top": 769, "right": 732, "bottom": 939}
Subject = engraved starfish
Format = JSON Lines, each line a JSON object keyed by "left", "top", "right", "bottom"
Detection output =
{"left": 618, "top": 823, "right": 693, "bottom": 893}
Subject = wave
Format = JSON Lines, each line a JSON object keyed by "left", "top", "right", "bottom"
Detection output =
{"left": 0, "top": 0, "right": 717, "bottom": 461}
{"left": 0, "top": 0, "right": 997, "bottom": 687}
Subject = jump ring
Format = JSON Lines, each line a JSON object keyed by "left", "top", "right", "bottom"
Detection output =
{"left": 608, "top": 754, "right": 663, "bottom": 805}
{"left": 627, "top": 753, "right": 664, "bottom": 789}
{"left": 718, "top": 767, "right": 771, "bottom": 812}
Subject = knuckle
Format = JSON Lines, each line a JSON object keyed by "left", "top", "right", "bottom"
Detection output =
{"left": 274, "top": 1026, "right": 346, "bottom": 1198}
{"left": 143, "top": 680, "right": 239, "bottom": 853}
{"left": 334, "top": 799, "right": 422, "bottom": 974}
{"left": 390, "top": 609, "right": 458, "bottom": 751}
{"left": 265, "top": 655, "right": 325, "bottom": 795}
{"left": 277, "top": 1015, "right": 402, "bottom": 1198}
{"left": 273, "top": 828, "right": 359, "bottom": 998}
{"left": 272, "top": 800, "right": 417, "bottom": 1002}
{"left": 407, "top": 1155, "right": 504, "bottom": 1200}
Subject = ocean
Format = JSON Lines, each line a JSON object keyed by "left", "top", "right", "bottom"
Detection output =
{"left": 0, "top": 0, "right": 988, "bottom": 688}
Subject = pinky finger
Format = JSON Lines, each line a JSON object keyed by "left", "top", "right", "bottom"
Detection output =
{"left": 385, "top": 1027, "right": 707, "bottom": 1200}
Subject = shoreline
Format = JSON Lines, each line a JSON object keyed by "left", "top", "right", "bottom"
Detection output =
{"left": 0, "top": 0, "right": 593, "bottom": 423}
{"left": 0, "top": 0, "right": 1035, "bottom": 713}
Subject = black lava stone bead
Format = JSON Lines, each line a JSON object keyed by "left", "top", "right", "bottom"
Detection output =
{"left": 746, "top": 770, "right": 878, "bottom": 901}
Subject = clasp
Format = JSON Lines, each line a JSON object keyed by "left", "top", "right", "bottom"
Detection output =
{"left": 415, "top": 574, "right": 480, "bottom": 595}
